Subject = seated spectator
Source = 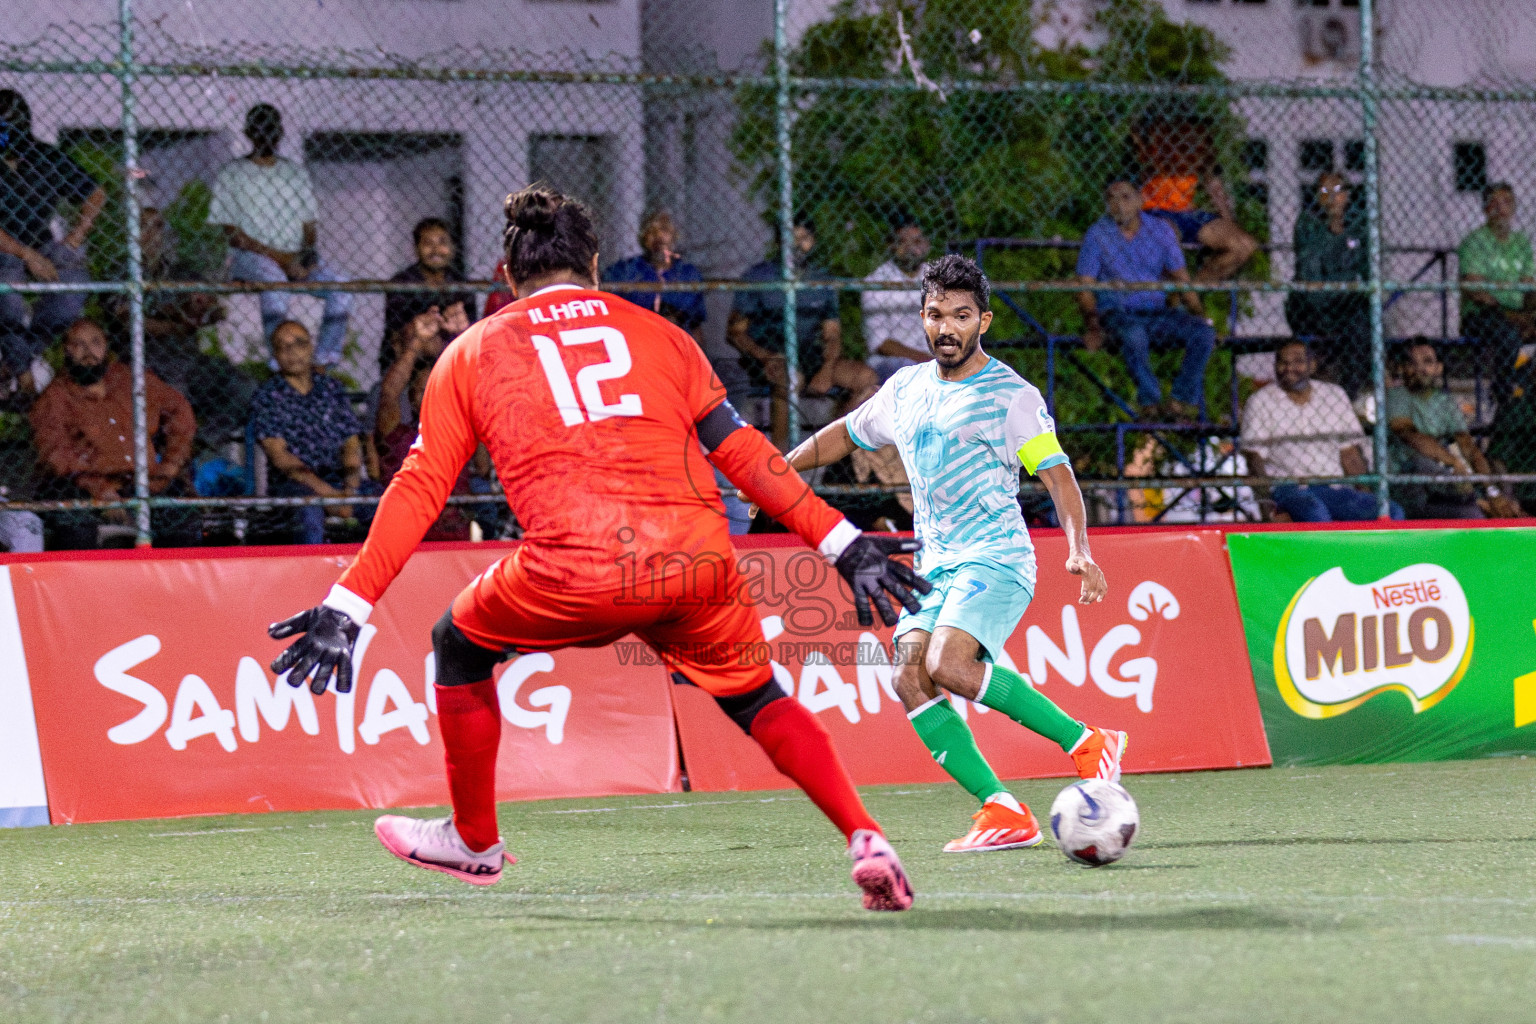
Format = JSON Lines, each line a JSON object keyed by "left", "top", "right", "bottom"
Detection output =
{"left": 366, "top": 300, "right": 469, "bottom": 480}
{"left": 1132, "top": 111, "right": 1258, "bottom": 287}
{"left": 30, "top": 318, "right": 199, "bottom": 548}
{"left": 604, "top": 211, "right": 707, "bottom": 336}
{"left": 1076, "top": 179, "right": 1216, "bottom": 421}
{"left": 1487, "top": 370, "right": 1536, "bottom": 514}
{"left": 1458, "top": 182, "right": 1536, "bottom": 410}
{"left": 861, "top": 216, "right": 933, "bottom": 382}
{"left": 250, "top": 320, "right": 372, "bottom": 544}
{"left": 0, "top": 90, "right": 106, "bottom": 390}
{"left": 1386, "top": 338, "right": 1517, "bottom": 519}
{"left": 106, "top": 207, "right": 255, "bottom": 447}
{"left": 1286, "top": 172, "right": 1370, "bottom": 397}
{"left": 210, "top": 105, "right": 352, "bottom": 366}
{"left": 728, "top": 217, "right": 877, "bottom": 448}
{"left": 376, "top": 359, "right": 491, "bottom": 542}
{"left": 382, "top": 217, "right": 475, "bottom": 373}
{"left": 1241, "top": 340, "right": 1401, "bottom": 522}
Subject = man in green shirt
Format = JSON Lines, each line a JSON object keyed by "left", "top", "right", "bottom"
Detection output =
{"left": 1385, "top": 338, "right": 1510, "bottom": 519}
{"left": 1458, "top": 182, "right": 1535, "bottom": 410}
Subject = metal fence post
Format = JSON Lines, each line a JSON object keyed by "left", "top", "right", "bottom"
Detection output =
{"left": 118, "top": 0, "right": 150, "bottom": 545}
{"left": 1360, "top": 0, "right": 1390, "bottom": 518}
{"left": 773, "top": 0, "right": 800, "bottom": 448}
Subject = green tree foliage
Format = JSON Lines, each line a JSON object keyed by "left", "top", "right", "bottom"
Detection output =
{"left": 733, "top": 0, "right": 1263, "bottom": 478}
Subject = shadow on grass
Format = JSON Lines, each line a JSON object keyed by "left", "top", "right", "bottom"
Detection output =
{"left": 506, "top": 905, "right": 1323, "bottom": 933}
{"left": 744, "top": 906, "right": 1318, "bottom": 932}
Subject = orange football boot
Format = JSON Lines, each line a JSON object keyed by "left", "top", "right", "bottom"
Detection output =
{"left": 942, "top": 800, "right": 1045, "bottom": 853}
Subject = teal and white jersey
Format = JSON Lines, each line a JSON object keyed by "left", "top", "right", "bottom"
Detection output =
{"left": 844, "top": 357, "right": 1069, "bottom": 588}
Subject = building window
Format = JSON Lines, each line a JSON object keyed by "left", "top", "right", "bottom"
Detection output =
{"left": 1299, "top": 139, "right": 1335, "bottom": 173}
{"left": 1342, "top": 139, "right": 1365, "bottom": 173}
{"left": 530, "top": 133, "right": 616, "bottom": 255}
{"left": 1453, "top": 142, "right": 1488, "bottom": 194}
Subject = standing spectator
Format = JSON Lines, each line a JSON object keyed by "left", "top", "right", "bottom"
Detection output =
{"left": 250, "top": 320, "right": 369, "bottom": 544}
{"left": 1076, "top": 179, "right": 1216, "bottom": 421}
{"left": 106, "top": 206, "right": 255, "bottom": 447}
{"left": 1286, "top": 172, "right": 1371, "bottom": 397}
{"left": 30, "top": 318, "right": 199, "bottom": 548}
{"left": 728, "top": 217, "right": 877, "bottom": 448}
{"left": 1458, "top": 182, "right": 1536, "bottom": 410}
{"left": 1385, "top": 339, "right": 1516, "bottom": 519}
{"left": 381, "top": 217, "right": 474, "bottom": 372}
{"left": 604, "top": 210, "right": 707, "bottom": 336}
{"left": 1241, "top": 340, "right": 1401, "bottom": 522}
{"left": 209, "top": 105, "right": 353, "bottom": 366}
{"left": 0, "top": 90, "right": 106, "bottom": 389}
{"left": 1132, "top": 112, "right": 1258, "bottom": 287}
{"left": 861, "top": 217, "right": 933, "bottom": 382}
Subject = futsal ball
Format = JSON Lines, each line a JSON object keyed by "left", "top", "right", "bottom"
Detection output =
{"left": 1049, "top": 779, "right": 1139, "bottom": 867}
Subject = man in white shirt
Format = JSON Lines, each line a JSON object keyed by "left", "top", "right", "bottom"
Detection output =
{"left": 1240, "top": 339, "right": 1402, "bottom": 521}
{"left": 209, "top": 105, "right": 352, "bottom": 366}
{"left": 861, "top": 219, "right": 934, "bottom": 381}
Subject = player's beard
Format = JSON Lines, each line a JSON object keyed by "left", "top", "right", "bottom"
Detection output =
{"left": 929, "top": 326, "right": 980, "bottom": 369}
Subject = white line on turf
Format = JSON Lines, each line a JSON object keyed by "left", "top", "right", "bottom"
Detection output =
{"left": 147, "top": 822, "right": 368, "bottom": 838}
{"left": 1444, "top": 935, "right": 1536, "bottom": 949}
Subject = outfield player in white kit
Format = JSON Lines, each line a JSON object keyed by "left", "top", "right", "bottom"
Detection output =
{"left": 783, "top": 254, "right": 1128, "bottom": 852}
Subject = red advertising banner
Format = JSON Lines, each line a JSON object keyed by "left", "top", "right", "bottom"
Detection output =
{"left": 673, "top": 531, "right": 1270, "bottom": 791}
{"left": 10, "top": 529, "right": 1266, "bottom": 825}
{"left": 11, "top": 547, "right": 679, "bottom": 824}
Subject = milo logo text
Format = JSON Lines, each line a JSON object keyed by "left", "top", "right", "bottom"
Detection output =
{"left": 1275, "top": 564, "right": 1473, "bottom": 719}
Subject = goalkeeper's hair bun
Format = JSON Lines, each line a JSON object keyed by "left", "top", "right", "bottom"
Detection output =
{"left": 503, "top": 183, "right": 600, "bottom": 287}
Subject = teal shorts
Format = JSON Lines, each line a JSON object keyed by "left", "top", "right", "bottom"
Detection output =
{"left": 893, "top": 560, "right": 1033, "bottom": 663}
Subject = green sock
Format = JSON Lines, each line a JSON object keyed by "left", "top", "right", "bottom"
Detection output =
{"left": 908, "top": 697, "right": 1009, "bottom": 805}
{"left": 977, "top": 664, "right": 1087, "bottom": 752}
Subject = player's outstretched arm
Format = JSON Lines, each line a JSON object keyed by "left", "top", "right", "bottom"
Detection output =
{"left": 267, "top": 338, "right": 480, "bottom": 695}
{"left": 785, "top": 418, "right": 859, "bottom": 473}
{"left": 1039, "top": 462, "right": 1108, "bottom": 605}
{"left": 736, "top": 419, "right": 858, "bottom": 517}
{"left": 696, "top": 400, "right": 930, "bottom": 626}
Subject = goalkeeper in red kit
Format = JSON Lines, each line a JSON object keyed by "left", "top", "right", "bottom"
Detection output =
{"left": 266, "top": 185, "right": 929, "bottom": 911}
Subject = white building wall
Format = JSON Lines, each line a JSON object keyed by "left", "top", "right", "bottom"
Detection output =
{"left": 0, "top": 1, "right": 644, "bottom": 384}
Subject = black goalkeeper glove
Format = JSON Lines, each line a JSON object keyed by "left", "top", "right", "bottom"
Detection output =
{"left": 268, "top": 605, "right": 362, "bottom": 695}
{"left": 834, "top": 533, "right": 932, "bottom": 628}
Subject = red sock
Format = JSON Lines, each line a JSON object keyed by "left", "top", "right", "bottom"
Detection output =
{"left": 434, "top": 679, "right": 502, "bottom": 853}
{"left": 750, "top": 697, "right": 880, "bottom": 841}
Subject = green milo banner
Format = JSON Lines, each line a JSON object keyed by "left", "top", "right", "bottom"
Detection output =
{"left": 1227, "top": 528, "right": 1536, "bottom": 765}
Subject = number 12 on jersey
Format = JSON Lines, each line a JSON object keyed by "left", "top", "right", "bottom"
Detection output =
{"left": 533, "top": 327, "right": 644, "bottom": 426}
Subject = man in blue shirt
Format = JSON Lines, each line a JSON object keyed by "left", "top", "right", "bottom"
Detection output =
{"left": 1075, "top": 179, "right": 1216, "bottom": 421}
{"left": 251, "top": 320, "right": 375, "bottom": 544}
{"left": 728, "top": 217, "right": 877, "bottom": 448}
{"left": 603, "top": 210, "right": 707, "bottom": 335}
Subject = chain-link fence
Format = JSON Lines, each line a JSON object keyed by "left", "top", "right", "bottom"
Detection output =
{"left": 0, "top": 0, "right": 1533, "bottom": 549}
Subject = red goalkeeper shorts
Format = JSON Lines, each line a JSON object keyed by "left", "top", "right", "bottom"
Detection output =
{"left": 450, "top": 549, "right": 774, "bottom": 697}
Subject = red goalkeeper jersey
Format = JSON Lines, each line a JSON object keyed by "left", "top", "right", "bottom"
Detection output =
{"left": 337, "top": 284, "right": 842, "bottom": 604}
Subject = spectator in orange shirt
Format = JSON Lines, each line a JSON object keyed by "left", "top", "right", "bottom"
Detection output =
{"left": 1132, "top": 112, "right": 1258, "bottom": 288}
{"left": 30, "top": 317, "right": 200, "bottom": 548}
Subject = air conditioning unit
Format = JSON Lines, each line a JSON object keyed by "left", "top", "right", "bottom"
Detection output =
{"left": 1299, "top": 8, "right": 1361, "bottom": 67}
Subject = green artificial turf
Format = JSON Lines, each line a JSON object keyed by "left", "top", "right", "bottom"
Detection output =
{"left": 4, "top": 759, "right": 1536, "bottom": 1023}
